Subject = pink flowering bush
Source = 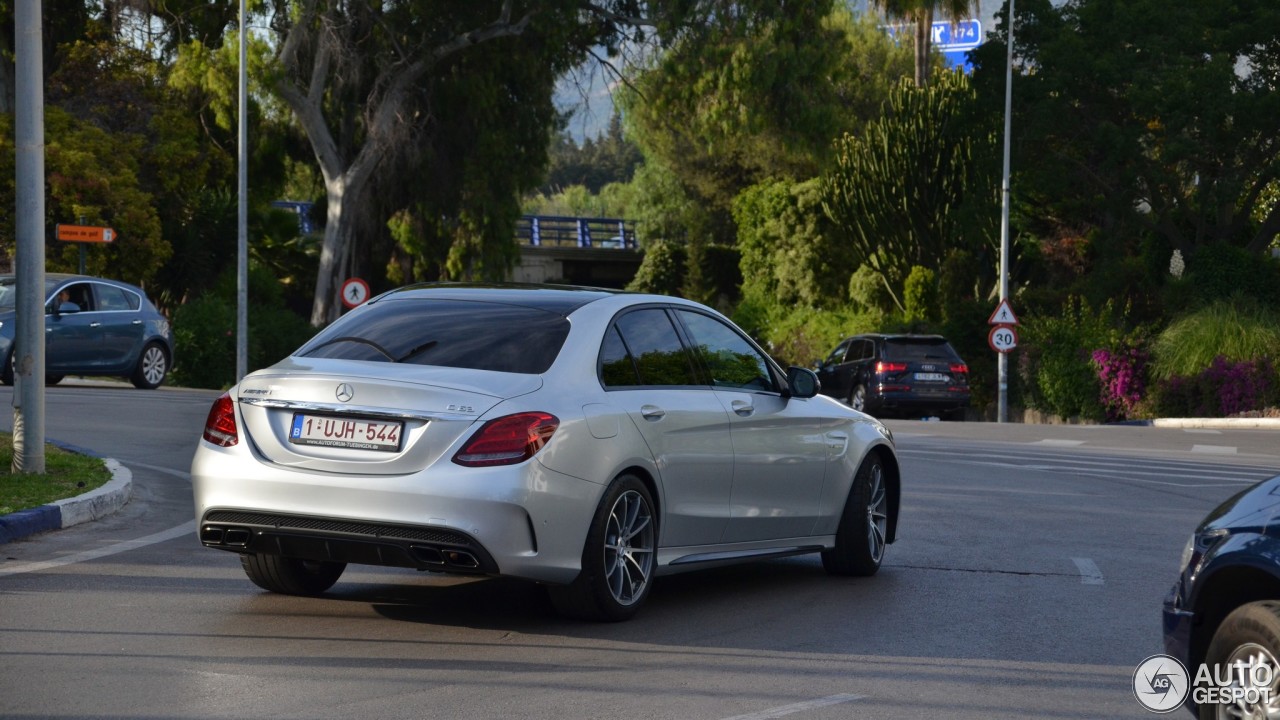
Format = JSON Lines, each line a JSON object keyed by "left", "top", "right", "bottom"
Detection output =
{"left": 1091, "top": 347, "right": 1149, "bottom": 421}
{"left": 1149, "top": 356, "right": 1278, "bottom": 418}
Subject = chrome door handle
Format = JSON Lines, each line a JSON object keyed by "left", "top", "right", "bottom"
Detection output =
{"left": 89, "top": 322, "right": 101, "bottom": 328}
{"left": 132, "top": 319, "right": 142, "bottom": 325}
{"left": 730, "top": 400, "right": 754, "bottom": 417}
{"left": 640, "top": 405, "right": 666, "bottom": 421}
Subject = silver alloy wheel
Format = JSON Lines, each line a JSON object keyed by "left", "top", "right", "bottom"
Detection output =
{"left": 1217, "top": 642, "right": 1280, "bottom": 720}
{"left": 850, "top": 384, "right": 866, "bottom": 412}
{"left": 142, "top": 346, "right": 167, "bottom": 385}
{"left": 866, "top": 462, "right": 888, "bottom": 563}
{"left": 603, "top": 489, "right": 654, "bottom": 606}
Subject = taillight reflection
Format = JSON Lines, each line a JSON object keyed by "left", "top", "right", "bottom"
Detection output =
{"left": 202, "top": 392, "right": 239, "bottom": 447}
{"left": 453, "top": 412, "right": 560, "bottom": 467}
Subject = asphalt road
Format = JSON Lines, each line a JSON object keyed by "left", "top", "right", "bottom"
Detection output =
{"left": 2, "top": 382, "right": 1278, "bottom": 719}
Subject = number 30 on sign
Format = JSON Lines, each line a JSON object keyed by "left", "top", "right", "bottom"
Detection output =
{"left": 989, "top": 325, "right": 1018, "bottom": 353}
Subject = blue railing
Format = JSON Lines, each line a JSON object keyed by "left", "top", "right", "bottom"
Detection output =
{"left": 515, "top": 215, "right": 638, "bottom": 249}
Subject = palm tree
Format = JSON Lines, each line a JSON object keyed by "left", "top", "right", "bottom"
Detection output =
{"left": 871, "top": 0, "right": 981, "bottom": 86}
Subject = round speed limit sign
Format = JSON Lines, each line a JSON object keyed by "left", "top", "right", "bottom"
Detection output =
{"left": 989, "top": 324, "right": 1019, "bottom": 354}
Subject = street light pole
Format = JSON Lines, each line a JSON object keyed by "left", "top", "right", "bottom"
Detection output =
{"left": 236, "top": 0, "right": 249, "bottom": 383}
{"left": 997, "top": 0, "right": 1015, "bottom": 424}
{"left": 13, "top": 0, "right": 46, "bottom": 473}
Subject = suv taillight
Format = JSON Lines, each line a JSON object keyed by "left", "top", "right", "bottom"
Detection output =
{"left": 453, "top": 412, "right": 559, "bottom": 467}
{"left": 950, "top": 363, "right": 968, "bottom": 374}
{"left": 875, "top": 362, "right": 908, "bottom": 374}
{"left": 202, "top": 392, "right": 238, "bottom": 447}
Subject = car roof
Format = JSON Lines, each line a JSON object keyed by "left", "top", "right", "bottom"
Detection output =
{"left": 372, "top": 282, "right": 623, "bottom": 316}
{"left": 849, "top": 333, "right": 951, "bottom": 342}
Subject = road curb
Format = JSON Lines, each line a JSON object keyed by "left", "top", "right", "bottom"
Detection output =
{"left": 0, "top": 454, "right": 131, "bottom": 545}
{"left": 1114, "top": 418, "right": 1280, "bottom": 430}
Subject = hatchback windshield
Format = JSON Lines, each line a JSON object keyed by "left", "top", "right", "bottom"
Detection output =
{"left": 297, "top": 298, "right": 571, "bottom": 374}
{"left": 883, "top": 339, "right": 961, "bottom": 363}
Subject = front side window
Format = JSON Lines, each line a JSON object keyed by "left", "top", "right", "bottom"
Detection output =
{"left": 608, "top": 309, "right": 698, "bottom": 387}
{"left": 297, "top": 298, "right": 570, "bottom": 374}
{"left": 826, "top": 340, "right": 849, "bottom": 366}
{"left": 676, "top": 310, "right": 776, "bottom": 392}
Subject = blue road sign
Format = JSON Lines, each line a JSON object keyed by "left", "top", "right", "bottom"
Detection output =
{"left": 932, "top": 19, "right": 982, "bottom": 51}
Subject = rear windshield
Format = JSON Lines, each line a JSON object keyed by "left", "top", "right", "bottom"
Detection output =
{"left": 296, "top": 298, "right": 570, "bottom": 374}
{"left": 883, "top": 339, "right": 962, "bottom": 363}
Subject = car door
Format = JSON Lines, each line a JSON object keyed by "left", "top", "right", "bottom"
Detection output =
{"left": 815, "top": 339, "right": 850, "bottom": 399}
{"left": 600, "top": 307, "right": 733, "bottom": 547}
{"left": 45, "top": 282, "right": 101, "bottom": 372}
{"left": 92, "top": 283, "right": 145, "bottom": 371}
{"left": 673, "top": 309, "right": 832, "bottom": 543}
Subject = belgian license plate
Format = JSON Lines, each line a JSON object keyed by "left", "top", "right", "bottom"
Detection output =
{"left": 914, "top": 372, "right": 947, "bottom": 382}
{"left": 289, "top": 414, "right": 403, "bottom": 452}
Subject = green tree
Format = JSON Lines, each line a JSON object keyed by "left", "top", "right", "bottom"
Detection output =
{"left": 970, "top": 0, "right": 1280, "bottom": 270}
{"left": 822, "top": 70, "right": 998, "bottom": 312}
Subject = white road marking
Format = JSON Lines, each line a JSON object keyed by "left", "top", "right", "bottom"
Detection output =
{"left": 0, "top": 461, "right": 195, "bottom": 579}
{"left": 0, "top": 521, "right": 196, "bottom": 578}
{"left": 1184, "top": 429, "right": 1222, "bottom": 434}
{"left": 1192, "top": 445, "right": 1237, "bottom": 455}
{"left": 720, "top": 694, "right": 866, "bottom": 720}
{"left": 1072, "top": 557, "right": 1104, "bottom": 585}
{"left": 1032, "top": 439, "right": 1085, "bottom": 447}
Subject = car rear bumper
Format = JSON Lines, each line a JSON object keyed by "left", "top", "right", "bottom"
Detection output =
{"left": 191, "top": 442, "right": 602, "bottom": 585}
{"left": 869, "top": 387, "right": 970, "bottom": 412}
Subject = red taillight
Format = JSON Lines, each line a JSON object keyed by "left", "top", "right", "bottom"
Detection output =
{"left": 202, "top": 392, "right": 238, "bottom": 447}
{"left": 950, "top": 363, "right": 969, "bottom": 374}
{"left": 453, "top": 412, "right": 559, "bottom": 467}
{"left": 875, "top": 362, "right": 908, "bottom": 374}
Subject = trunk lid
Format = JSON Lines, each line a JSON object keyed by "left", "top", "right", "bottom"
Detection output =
{"left": 235, "top": 357, "right": 540, "bottom": 475}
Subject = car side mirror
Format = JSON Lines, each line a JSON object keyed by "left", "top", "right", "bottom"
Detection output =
{"left": 785, "top": 366, "right": 820, "bottom": 399}
{"left": 813, "top": 359, "right": 824, "bottom": 369}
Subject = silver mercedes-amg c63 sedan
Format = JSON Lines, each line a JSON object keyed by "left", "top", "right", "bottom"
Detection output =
{"left": 191, "top": 284, "right": 900, "bottom": 621}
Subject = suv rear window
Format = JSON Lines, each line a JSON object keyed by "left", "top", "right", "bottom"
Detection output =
{"left": 883, "top": 338, "right": 962, "bottom": 363}
{"left": 297, "top": 298, "right": 570, "bottom": 374}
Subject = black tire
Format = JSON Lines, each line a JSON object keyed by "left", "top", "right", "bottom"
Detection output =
{"left": 848, "top": 383, "right": 868, "bottom": 413}
{"left": 1, "top": 351, "right": 13, "bottom": 386}
{"left": 1198, "top": 601, "right": 1280, "bottom": 720}
{"left": 46, "top": 374, "right": 63, "bottom": 386}
{"left": 945, "top": 407, "right": 966, "bottom": 422}
{"left": 548, "top": 474, "right": 657, "bottom": 622}
{"left": 240, "top": 554, "right": 346, "bottom": 596}
{"left": 822, "top": 451, "right": 889, "bottom": 577}
{"left": 130, "top": 342, "right": 169, "bottom": 389}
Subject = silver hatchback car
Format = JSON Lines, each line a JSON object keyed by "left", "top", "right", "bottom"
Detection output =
{"left": 191, "top": 284, "right": 900, "bottom": 620}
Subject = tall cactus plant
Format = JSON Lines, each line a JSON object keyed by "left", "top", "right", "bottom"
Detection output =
{"left": 821, "top": 70, "right": 997, "bottom": 313}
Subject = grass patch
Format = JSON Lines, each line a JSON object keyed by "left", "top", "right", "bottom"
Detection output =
{"left": 1151, "top": 298, "right": 1280, "bottom": 379}
{"left": 0, "top": 433, "right": 111, "bottom": 515}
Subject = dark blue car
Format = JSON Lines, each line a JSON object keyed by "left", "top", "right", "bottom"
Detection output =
{"left": 1163, "top": 473, "right": 1280, "bottom": 718}
{"left": 0, "top": 273, "right": 173, "bottom": 389}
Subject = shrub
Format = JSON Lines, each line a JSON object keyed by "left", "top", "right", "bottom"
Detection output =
{"left": 1091, "top": 346, "right": 1149, "bottom": 421}
{"left": 903, "top": 266, "right": 939, "bottom": 323}
{"left": 744, "top": 304, "right": 884, "bottom": 369}
{"left": 1019, "top": 297, "right": 1129, "bottom": 422}
{"left": 171, "top": 266, "right": 316, "bottom": 389}
{"left": 1150, "top": 298, "right": 1280, "bottom": 380}
{"left": 1149, "top": 356, "right": 1279, "bottom": 418}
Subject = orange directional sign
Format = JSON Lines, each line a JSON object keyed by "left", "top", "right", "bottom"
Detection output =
{"left": 56, "top": 224, "right": 116, "bottom": 243}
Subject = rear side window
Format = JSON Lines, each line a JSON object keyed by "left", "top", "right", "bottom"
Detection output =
{"left": 883, "top": 339, "right": 962, "bottom": 363}
{"left": 95, "top": 284, "right": 137, "bottom": 311}
{"left": 604, "top": 309, "right": 698, "bottom": 387}
{"left": 297, "top": 299, "right": 570, "bottom": 374}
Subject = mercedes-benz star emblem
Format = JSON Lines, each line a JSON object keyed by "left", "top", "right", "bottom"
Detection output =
{"left": 335, "top": 383, "right": 354, "bottom": 403}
